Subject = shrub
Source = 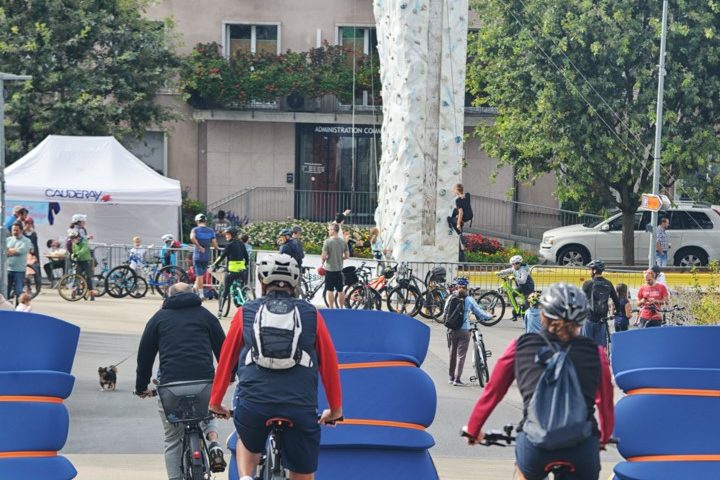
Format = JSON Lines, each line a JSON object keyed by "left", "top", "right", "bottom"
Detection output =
{"left": 464, "top": 233, "right": 502, "bottom": 254}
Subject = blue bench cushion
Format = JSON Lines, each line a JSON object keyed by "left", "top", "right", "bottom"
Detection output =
{"left": 337, "top": 352, "right": 421, "bottom": 365}
{"left": 0, "top": 312, "right": 80, "bottom": 373}
{"left": 0, "top": 456, "right": 77, "bottom": 480}
{"left": 614, "top": 461, "right": 720, "bottom": 480}
{"left": 615, "top": 394, "right": 720, "bottom": 458}
{"left": 0, "top": 402, "right": 69, "bottom": 452}
{"left": 317, "top": 449, "right": 439, "bottom": 480}
{"left": 614, "top": 368, "right": 720, "bottom": 391}
{"left": 0, "top": 371, "right": 76, "bottom": 399}
{"left": 320, "top": 310, "right": 430, "bottom": 367}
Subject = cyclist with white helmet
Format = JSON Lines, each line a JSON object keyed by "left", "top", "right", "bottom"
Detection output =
{"left": 70, "top": 213, "right": 92, "bottom": 240}
{"left": 160, "top": 234, "right": 178, "bottom": 267}
{"left": 462, "top": 283, "right": 614, "bottom": 480}
{"left": 498, "top": 255, "right": 536, "bottom": 308}
{"left": 190, "top": 213, "right": 217, "bottom": 296}
{"left": 209, "top": 253, "right": 343, "bottom": 480}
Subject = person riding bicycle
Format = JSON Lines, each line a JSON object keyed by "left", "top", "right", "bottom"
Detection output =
{"left": 209, "top": 253, "right": 343, "bottom": 480}
{"left": 446, "top": 277, "right": 494, "bottom": 386}
{"left": 68, "top": 228, "right": 97, "bottom": 300}
{"left": 134, "top": 282, "right": 227, "bottom": 478}
{"left": 211, "top": 226, "right": 250, "bottom": 309}
{"left": 462, "top": 283, "right": 614, "bottom": 480}
{"left": 497, "top": 255, "right": 535, "bottom": 308}
{"left": 582, "top": 260, "right": 619, "bottom": 346}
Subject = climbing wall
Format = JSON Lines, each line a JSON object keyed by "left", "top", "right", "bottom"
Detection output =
{"left": 373, "top": 0, "right": 469, "bottom": 262}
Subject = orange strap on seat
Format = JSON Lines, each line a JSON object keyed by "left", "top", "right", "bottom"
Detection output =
{"left": 0, "top": 396, "right": 63, "bottom": 403}
{"left": 338, "top": 361, "right": 415, "bottom": 370}
{"left": 627, "top": 388, "right": 720, "bottom": 398}
{"left": 335, "top": 418, "right": 426, "bottom": 431}
{"left": 629, "top": 454, "right": 720, "bottom": 462}
{"left": 0, "top": 451, "right": 57, "bottom": 459}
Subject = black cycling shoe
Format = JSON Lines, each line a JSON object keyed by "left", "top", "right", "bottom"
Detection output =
{"left": 208, "top": 442, "right": 226, "bottom": 473}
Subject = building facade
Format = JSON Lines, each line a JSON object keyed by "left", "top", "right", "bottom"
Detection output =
{"left": 143, "top": 0, "right": 558, "bottom": 226}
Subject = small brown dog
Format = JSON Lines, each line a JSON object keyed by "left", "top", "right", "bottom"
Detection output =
{"left": 98, "top": 366, "right": 118, "bottom": 391}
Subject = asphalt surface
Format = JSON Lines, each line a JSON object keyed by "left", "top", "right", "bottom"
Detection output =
{"left": 29, "top": 291, "right": 622, "bottom": 479}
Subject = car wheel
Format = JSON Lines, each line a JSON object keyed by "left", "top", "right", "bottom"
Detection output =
{"left": 675, "top": 247, "right": 708, "bottom": 268}
{"left": 556, "top": 246, "right": 589, "bottom": 266}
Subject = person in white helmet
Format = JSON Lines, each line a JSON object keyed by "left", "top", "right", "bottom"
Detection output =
{"left": 70, "top": 213, "right": 93, "bottom": 241}
{"left": 160, "top": 234, "right": 178, "bottom": 267}
{"left": 497, "top": 255, "right": 536, "bottom": 310}
{"left": 209, "top": 253, "right": 343, "bottom": 480}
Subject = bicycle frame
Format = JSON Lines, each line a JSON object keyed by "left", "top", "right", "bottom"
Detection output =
{"left": 497, "top": 276, "right": 526, "bottom": 317}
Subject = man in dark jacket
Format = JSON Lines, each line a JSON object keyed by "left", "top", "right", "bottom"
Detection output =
{"left": 134, "top": 283, "right": 227, "bottom": 478}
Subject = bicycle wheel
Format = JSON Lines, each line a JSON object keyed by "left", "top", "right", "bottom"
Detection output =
{"left": 105, "top": 266, "right": 137, "bottom": 298}
{"left": 419, "top": 289, "right": 445, "bottom": 322}
{"left": 217, "top": 284, "right": 228, "bottom": 318}
{"left": 345, "top": 285, "right": 381, "bottom": 310}
{"left": 155, "top": 265, "right": 190, "bottom": 298}
{"left": 477, "top": 292, "right": 505, "bottom": 326}
{"left": 57, "top": 274, "right": 87, "bottom": 302}
{"left": 477, "top": 337, "right": 490, "bottom": 386}
{"left": 93, "top": 275, "right": 107, "bottom": 297}
{"left": 241, "top": 285, "right": 256, "bottom": 302}
{"left": 128, "top": 276, "right": 148, "bottom": 298}
{"left": 386, "top": 285, "right": 421, "bottom": 316}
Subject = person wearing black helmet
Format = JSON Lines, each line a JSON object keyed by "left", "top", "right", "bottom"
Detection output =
{"left": 211, "top": 226, "right": 249, "bottom": 315}
{"left": 462, "top": 283, "right": 614, "bottom": 480}
{"left": 581, "top": 260, "right": 619, "bottom": 347}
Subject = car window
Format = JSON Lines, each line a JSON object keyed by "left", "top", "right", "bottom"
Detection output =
{"left": 687, "top": 212, "right": 714, "bottom": 230}
{"left": 669, "top": 211, "right": 690, "bottom": 229}
{"left": 637, "top": 211, "right": 652, "bottom": 231}
{"left": 607, "top": 216, "right": 623, "bottom": 231}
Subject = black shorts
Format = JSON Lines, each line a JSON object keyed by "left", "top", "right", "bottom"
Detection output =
{"left": 233, "top": 400, "right": 320, "bottom": 474}
{"left": 324, "top": 271, "right": 343, "bottom": 292}
{"left": 515, "top": 431, "right": 600, "bottom": 480}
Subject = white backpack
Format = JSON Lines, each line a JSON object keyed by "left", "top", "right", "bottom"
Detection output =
{"left": 245, "top": 297, "right": 313, "bottom": 370}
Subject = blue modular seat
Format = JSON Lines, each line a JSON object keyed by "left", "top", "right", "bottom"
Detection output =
{"left": 614, "top": 394, "right": 720, "bottom": 458}
{"left": 317, "top": 449, "right": 438, "bottom": 480}
{"left": 0, "top": 457, "right": 77, "bottom": 480}
{"left": 612, "top": 327, "right": 720, "bottom": 377}
{"left": 0, "top": 402, "right": 69, "bottom": 452}
{"left": 0, "top": 371, "right": 76, "bottom": 398}
{"left": 614, "top": 461, "right": 720, "bottom": 480}
{"left": 614, "top": 367, "right": 720, "bottom": 392}
{"left": 335, "top": 351, "right": 421, "bottom": 366}
{"left": 319, "top": 309, "right": 430, "bottom": 367}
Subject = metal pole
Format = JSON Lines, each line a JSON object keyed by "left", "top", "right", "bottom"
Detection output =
{"left": 648, "top": 0, "right": 669, "bottom": 268}
{"left": 0, "top": 73, "right": 32, "bottom": 297}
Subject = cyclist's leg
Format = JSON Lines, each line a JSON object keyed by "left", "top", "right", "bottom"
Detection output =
{"left": 278, "top": 408, "right": 321, "bottom": 480}
{"left": 157, "top": 400, "right": 185, "bottom": 480}
{"left": 452, "top": 330, "right": 472, "bottom": 383}
{"left": 232, "top": 401, "right": 270, "bottom": 477}
{"left": 200, "top": 417, "right": 226, "bottom": 471}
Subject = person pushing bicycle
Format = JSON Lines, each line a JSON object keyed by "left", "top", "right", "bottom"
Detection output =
{"left": 209, "top": 253, "right": 343, "bottom": 480}
{"left": 211, "top": 226, "right": 249, "bottom": 310}
{"left": 497, "top": 255, "right": 535, "bottom": 308}
{"left": 461, "top": 283, "right": 614, "bottom": 480}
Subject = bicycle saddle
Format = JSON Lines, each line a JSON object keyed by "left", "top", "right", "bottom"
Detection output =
{"left": 265, "top": 417, "right": 294, "bottom": 429}
{"left": 545, "top": 461, "right": 576, "bottom": 473}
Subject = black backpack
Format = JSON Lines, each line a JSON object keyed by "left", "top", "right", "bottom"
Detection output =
{"left": 523, "top": 335, "right": 593, "bottom": 449}
{"left": 462, "top": 193, "right": 474, "bottom": 221}
{"left": 444, "top": 294, "right": 465, "bottom": 330}
{"left": 590, "top": 279, "right": 613, "bottom": 319}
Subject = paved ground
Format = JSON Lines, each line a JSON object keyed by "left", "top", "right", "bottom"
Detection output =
{"left": 30, "top": 291, "right": 622, "bottom": 479}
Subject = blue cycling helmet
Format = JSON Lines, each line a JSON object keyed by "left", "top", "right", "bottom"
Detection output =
{"left": 454, "top": 277, "right": 470, "bottom": 288}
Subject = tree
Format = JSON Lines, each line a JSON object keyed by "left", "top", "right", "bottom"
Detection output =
{"left": 467, "top": 0, "right": 720, "bottom": 265}
{"left": 0, "top": 0, "right": 181, "bottom": 162}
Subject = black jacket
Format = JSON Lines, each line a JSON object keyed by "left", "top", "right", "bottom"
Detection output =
{"left": 135, "top": 292, "right": 225, "bottom": 392}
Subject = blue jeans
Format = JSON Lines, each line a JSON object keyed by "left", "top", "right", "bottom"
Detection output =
{"left": 7, "top": 271, "right": 25, "bottom": 302}
{"left": 581, "top": 319, "right": 608, "bottom": 348}
{"left": 656, "top": 251, "right": 668, "bottom": 267}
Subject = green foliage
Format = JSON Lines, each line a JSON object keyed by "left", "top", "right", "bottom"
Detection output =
{"left": 467, "top": 0, "right": 720, "bottom": 264}
{"left": 465, "top": 247, "right": 538, "bottom": 264}
{"left": 0, "top": 0, "right": 182, "bottom": 162}
{"left": 181, "top": 42, "right": 380, "bottom": 108}
{"left": 687, "top": 260, "right": 720, "bottom": 325}
{"left": 181, "top": 193, "right": 205, "bottom": 243}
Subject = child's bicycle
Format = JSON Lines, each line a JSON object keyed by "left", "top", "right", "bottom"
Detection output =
{"left": 475, "top": 273, "right": 526, "bottom": 326}
{"left": 212, "top": 267, "right": 255, "bottom": 318}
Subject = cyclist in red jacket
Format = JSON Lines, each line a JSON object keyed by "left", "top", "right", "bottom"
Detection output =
{"left": 210, "top": 253, "right": 342, "bottom": 480}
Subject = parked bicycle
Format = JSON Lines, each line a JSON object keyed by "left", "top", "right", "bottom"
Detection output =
{"left": 418, "top": 267, "right": 450, "bottom": 322}
{"left": 212, "top": 267, "right": 256, "bottom": 318}
{"left": 343, "top": 262, "right": 382, "bottom": 310}
{"left": 107, "top": 251, "right": 188, "bottom": 299}
{"left": 57, "top": 262, "right": 94, "bottom": 302}
{"left": 299, "top": 267, "right": 333, "bottom": 308}
{"left": 468, "top": 321, "right": 492, "bottom": 387}
{"left": 658, "top": 305, "right": 688, "bottom": 326}
{"left": 386, "top": 263, "right": 426, "bottom": 316}
{"left": 475, "top": 273, "right": 527, "bottom": 326}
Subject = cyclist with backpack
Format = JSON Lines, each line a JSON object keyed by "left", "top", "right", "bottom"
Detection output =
{"left": 209, "top": 253, "right": 343, "bottom": 480}
{"left": 582, "top": 260, "right": 619, "bottom": 346}
{"left": 461, "top": 283, "right": 614, "bottom": 480}
{"left": 445, "top": 277, "right": 494, "bottom": 386}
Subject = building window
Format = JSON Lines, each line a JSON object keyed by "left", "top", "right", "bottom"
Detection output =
{"left": 338, "top": 26, "right": 378, "bottom": 106}
{"left": 226, "top": 24, "right": 279, "bottom": 56}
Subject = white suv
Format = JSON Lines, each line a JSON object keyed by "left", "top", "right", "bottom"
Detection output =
{"left": 539, "top": 203, "right": 720, "bottom": 266}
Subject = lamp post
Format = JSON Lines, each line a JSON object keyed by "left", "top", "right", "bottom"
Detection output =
{"left": 648, "top": 0, "right": 669, "bottom": 268}
{"left": 0, "top": 73, "right": 33, "bottom": 298}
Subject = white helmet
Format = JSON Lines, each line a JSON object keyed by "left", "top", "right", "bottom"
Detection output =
{"left": 72, "top": 214, "right": 87, "bottom": 223}
{"left": 194, "top": 213, "right": 206, "bottom": 223}
{"left": 67, "top": 228, "right": 79, "bottom": 238}
{"left": 510, "top": 255, "right": 523, "bottom": 265}
{"left": 161, "top": 234, "right": 175, "bottom": 243}
{"left": 257, "top": 253, "right": 300, "bottom": 287}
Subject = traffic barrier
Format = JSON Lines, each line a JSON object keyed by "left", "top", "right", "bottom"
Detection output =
{"left": 226, "top": 310, "right": 439, "bottom": 480}
{"left": 611, "top": 327, "right": 720, "bottom": 480}
{"left": 0, "top": 312, "right": 80, "bottom": 479}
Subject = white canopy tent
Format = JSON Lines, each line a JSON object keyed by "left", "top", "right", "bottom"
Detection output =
{"left": 4, "top": 135, "right": 182, "bottom": 252}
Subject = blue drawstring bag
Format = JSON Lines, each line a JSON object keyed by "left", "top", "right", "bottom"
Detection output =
{"left": 523, "top": 335, "right": 592, "bottom": 450}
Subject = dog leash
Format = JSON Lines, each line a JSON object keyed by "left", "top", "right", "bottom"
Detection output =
{"left": 110, "top": 353, "right": 134, "bottom": 368}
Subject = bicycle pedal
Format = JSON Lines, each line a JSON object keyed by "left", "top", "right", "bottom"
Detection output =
{"left": 486, "top": 350, "right": 492, "bottom": 357}
{"left": 469, "top": 376, "right": 477, "bottom": 382}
